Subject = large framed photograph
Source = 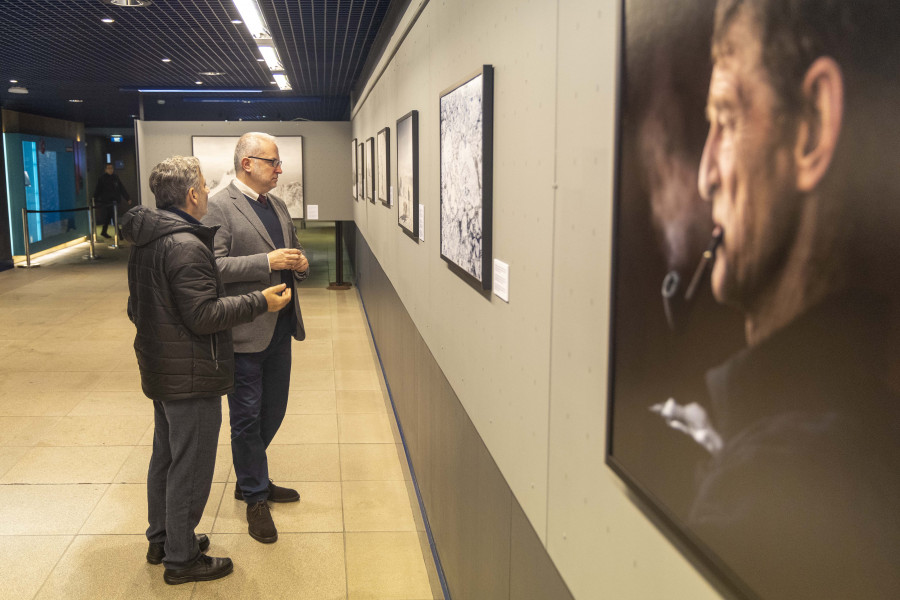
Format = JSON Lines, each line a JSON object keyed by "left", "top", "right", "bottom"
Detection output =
{"left": 351, "top": 138, "right": 358, "bottom": 200}
{"left": 192, "top": 135, "right": 303, "bottom": 218}
{"left": 439, "top": 65, "right": 493, "bottom": 290}
{"left": 376, "top": 127, "right": 390, "bottom": 207}
{"left": 356, "top": 141, "right": 364, "bottom": 204}
{"left": 607, "top": 2, "right": 900, "bottom": 599}
{"left": 364, "top": 137, "right": 375, "bottom": 204}
{"left": 397, "top": 110, "right": 419, "bottom": 239}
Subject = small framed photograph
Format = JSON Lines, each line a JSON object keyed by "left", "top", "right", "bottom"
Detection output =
{"left": 365, "top": 137, "right": 375, "bottom": 203}
{"left": 397, "top": 110, "right": 419, "bottom": 239}
{"left": 377, "top": 127, "right": 391, "bottom": 206}
{"left": 351, "top": 138, "right": 358, "bottom": 200}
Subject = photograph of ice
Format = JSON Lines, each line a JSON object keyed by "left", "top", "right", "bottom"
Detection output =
{"left": 192, "top": 136, "right": 304, "bottom": 218}
{"left": 351, "top": 138, "right": 357, "bottom": 200}
{"left": 365, "top": 137, "right": 375, "bottom": 203}
{"left": 377, "top": 127, "right": 390, "bottom": 206}
{"left": 440, "top": 68, "right": 492, "bottom": 286}
{"left": 397, "top": 110, "right": 418, "bottom": 236}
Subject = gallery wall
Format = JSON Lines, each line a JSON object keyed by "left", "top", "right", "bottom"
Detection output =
{"left": 350, "top": 0, "right": 725, "bottom": 598}
{"left": 134, "top": 120, "right": 351, "bottom": 221}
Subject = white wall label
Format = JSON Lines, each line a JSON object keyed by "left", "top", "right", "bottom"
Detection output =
{"left": 493, "top": 259, "right": 509, "bottom": 302}
{"left": 419, "top": 205, "right": 425, "bottom": 241}
{"left": 307, "top": 204, "right": 319, "bottom": 220}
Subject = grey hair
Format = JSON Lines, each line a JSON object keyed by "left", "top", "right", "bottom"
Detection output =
{"left": 233, "top": 132, "right": 278, "bottom": 173}
{"left": 149, "top": 155, "right": 202, "bottom": 210}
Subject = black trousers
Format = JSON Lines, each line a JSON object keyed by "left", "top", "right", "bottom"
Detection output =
{"left": 146, "top": 396, "right": 221, "bottom": 569}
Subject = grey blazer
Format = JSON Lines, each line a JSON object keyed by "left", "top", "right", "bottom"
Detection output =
{"left": 203, "top": 182, "right": 308, "bottom": 353}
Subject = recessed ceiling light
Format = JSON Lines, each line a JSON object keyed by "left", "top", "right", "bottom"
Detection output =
{"left": 161, "top": 58, "right": 171, "bottom": 63}
{"left": 195, "top": 81, "right": 203, "bottom": 85}
{"left": 9, "top": 79, "right": 17, "bottom": 83}
{"left": 69, "top": 99, "right": 83, "bottom": 103}
{"left": 231, "top": 19, "right": 243, "bottom": 24}
{"left": 199, "top": 71, "right": 226, "bottom": 76}
{"left": 101, "top": 0, "right": 154, "bottom": 6}
{"left": 8, "top": 86, "right": 28, "bottom": 94}
{"left": 101, "top": 17, "right": 115, "bottom": 23}
{"left": 257, "top": 58, "right": 265, "bottom": 62}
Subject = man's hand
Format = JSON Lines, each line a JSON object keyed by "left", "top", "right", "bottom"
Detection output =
{"left": 261, "top": 283, "right": 292, "bottom": 312}
{"left": 292, "top": 252, "right": 309, "bottom": 273}
{"left": 267, "top": 248, "right": 304, "bottom": 270}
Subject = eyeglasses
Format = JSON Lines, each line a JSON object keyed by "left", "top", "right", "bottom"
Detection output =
{"left": 248, "top": 156, "right": 283, "bottom": 168}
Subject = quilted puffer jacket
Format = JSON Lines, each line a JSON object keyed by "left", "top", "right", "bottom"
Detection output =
{"left": 122, "top": 206, "right": 267, "bottom": 402}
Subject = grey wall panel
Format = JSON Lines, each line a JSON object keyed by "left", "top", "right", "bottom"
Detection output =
{"left": 510, "top": 497, "right": 574, "bottom": 600}
{"left": 355, "top": 228, "right": 571, "bottom": 600}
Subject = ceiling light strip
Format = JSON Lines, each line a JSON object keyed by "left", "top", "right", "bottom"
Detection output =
{"left": 231, "top": 0, "right": 292, "bottom": 91}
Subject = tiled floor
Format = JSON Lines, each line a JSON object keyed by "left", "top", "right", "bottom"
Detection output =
{"left": 0, "top": 225, "right": 443, "bottom": 600}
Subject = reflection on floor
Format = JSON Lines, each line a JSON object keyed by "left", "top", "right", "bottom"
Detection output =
{"left": 0, "top": 222, "right": 442, "bottom": 600}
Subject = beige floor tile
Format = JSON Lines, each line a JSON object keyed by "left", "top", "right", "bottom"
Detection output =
{"left": 271, "top": 414, "right": 339, "bottom": 444}
{"left": 0, "top": 446, "right": 28, "bottom": 478}
{"left": 335, "top": 369, "right": 381, "bottom": 391}
{"left": 191, "top": 533, "right": 346, "bottom": 600}
{"left": 67, "top": 391, "right": 154, "bottom": 416}
{"left": 291, "top": 369, "right": 336, "bottom": 391}
{"left": 303, "top": 325, "right": 334, "bottom": 342}
{"left": 0, "top": 416, "right": 61, "bottom": 446}
{"left": 340, "top": 444, "right": 405, "bottom": 481}
{"left": 260, "top": 444, "right": 341, "bottom": 482}
{"left": 332, "top": 328, "right": 371, "bottom": 342}
{"left": 0, "top": 391, "right": 87, "bottom": 417}
{"left": 342, "top": 481, "right": 417, "bottom": 532}
{"left": 286, "top": 389, "right": 337, "bottom": 414}
{"left": 89, "top": 369, "right": 143, "bottom": 393}
{"left": 1, "top": 445, "right": 132, "bottom": 484}
{"left": 0, "top": 535, "right": 73, "bottom": 600}
{"left": 137, "top": 421, "right": 155, "bottom": 445}
{"left": 333, "top": 348, "right": 378, "bottom": 371}
{"left": 337, "top": 390, "right": 387, "bottom": 414}
{"left": 80, "top": 482, "right": 223, "bottom": 535}
{"left": 36, "top": 414, "right": 150, "bottom": 446}
{"left": 339, "top": 413, "right": 396, "bottom": 444}
{"left": 0, "top": 483, "right": 107, "bottom": 534}
{"left": 345, "top": 532, "right": 435, "bottom": 600}
{"left": 34, "top": 534, "right": 194, "bottom": 600}
{"left": 214, "top": 481, "right": 341, "bottom": 534}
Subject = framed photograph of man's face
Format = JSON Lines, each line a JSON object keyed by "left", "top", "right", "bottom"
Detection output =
{"left": 606, "top": 1, "right": 900, "bottom": 599}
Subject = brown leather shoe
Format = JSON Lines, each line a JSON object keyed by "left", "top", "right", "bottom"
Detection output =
{"left": 146, "top": 534, "right": 210, "bottom": 565}
{"left": 163, "top": 554, "right": 233, "bottom": 585}
{"left": 247, "top": 500, "right": 277, "bottom": 543}
{"left": 234, "top": 480, "right": 300, "bottom": 503}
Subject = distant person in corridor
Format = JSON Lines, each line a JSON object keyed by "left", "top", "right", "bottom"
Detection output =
{"left": 92, "top": 162, "right": 129, "bottom": 238}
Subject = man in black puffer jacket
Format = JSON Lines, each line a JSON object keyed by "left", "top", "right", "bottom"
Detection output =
{"left": 121, "top": 156, "right": 291, "bottom": 585}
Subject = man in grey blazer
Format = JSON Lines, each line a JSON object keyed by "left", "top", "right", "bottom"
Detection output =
{"left": 203, "top": 132, "right": 309, "bottom": 544}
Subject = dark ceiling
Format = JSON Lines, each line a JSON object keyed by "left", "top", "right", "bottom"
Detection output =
{"left": 0, "top": 0, "right": 392, "bottom": 127}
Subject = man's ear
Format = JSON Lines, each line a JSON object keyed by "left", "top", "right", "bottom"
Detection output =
{"left": 186, "top": 187, "right": 198, "bottom": 209}
{"left": 794, "top": 56, "right": 844, "bottom": 192}
{"left": 240, "top": 156, "right": 252, "bottom": 174}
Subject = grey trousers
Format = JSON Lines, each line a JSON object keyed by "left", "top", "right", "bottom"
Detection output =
{"left": 146, "top": 396, "right": 221, "bottom": 569}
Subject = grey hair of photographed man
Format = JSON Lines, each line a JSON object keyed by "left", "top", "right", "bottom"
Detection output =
{"left": 149, "top": 155, "right": 202, "bottom": 210}
{"left": 233, "top": 132, "right": 278, "bottom": 173}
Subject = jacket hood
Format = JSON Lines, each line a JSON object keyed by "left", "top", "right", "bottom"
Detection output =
{"left": 122, "top": 206, "right": 217, "bottom": 247}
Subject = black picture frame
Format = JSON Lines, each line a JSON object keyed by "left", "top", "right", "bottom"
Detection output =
{"left": 351, "top": 138, "right": 358, "bottom": 201}
{"left": 365, "top": 137, "right": 375, "bottom": 204}
{"left": 377, "top": 127, "right": 390, "bottom": 207}
{"left": 439, "top": 65, "right": 493, "bottom": 290}
{"left": 606, "top": 2, "right": 900, "bottom": 599}
{"left": 357, "top": 141, "right": 364, "bottom": 203}
{"left": 396, "top": 110, "right": 419, "bottom": 239}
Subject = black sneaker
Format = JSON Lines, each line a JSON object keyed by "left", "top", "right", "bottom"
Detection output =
{"left": 100, "top": 231, "right": 112, "bottom": 239}
{"left": 146, "top": 533, "right": 210, "bottom": 565}
{"left": 163, "top": 554, "right": 233, "bottom": 585}
{"left": 234, "top": 480, "right": 300, "bottom": 503}
{"left": 247, "top": 500, "right": 278, "bottom": 543}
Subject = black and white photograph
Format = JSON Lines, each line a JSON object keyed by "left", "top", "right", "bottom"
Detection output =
{"left": 607, "top": 2, "right": 900, "bottom": 599}
{"left": 365, "top": 137, "right": 375, "bottom": 203}
{"left": 192, "top": 135, "right": 304, "bottom": 219}
{"left": 439, "top": 65, "right": 493, "bottom": 289}
{"left": 376, "top": 127, "right": 390, "bottom": 207}
{"left": 357, "top": 141, "right": 364, "bottom": 204}
{"left": 397, "top": 110, "right": 419, "bottom": 238}
{"left": 351, "top": 138, "right": 357, "bottom": 200}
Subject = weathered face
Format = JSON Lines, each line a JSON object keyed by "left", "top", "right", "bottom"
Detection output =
{"left": 105, "top": 165, "right": 114, "bottom": 175}
{"left": 246, "top": 139, "right": 282, "bottom": 194}
{"left": 698, "top": 11, "right": 799, "bottom": 311}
